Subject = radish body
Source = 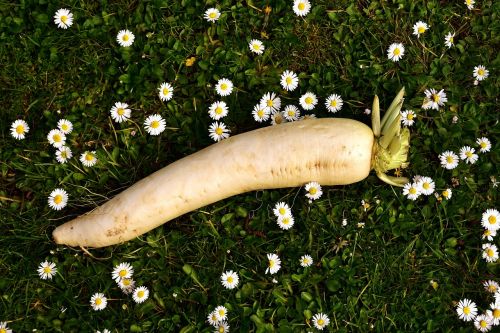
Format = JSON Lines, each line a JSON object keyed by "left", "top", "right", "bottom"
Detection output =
{"left": 53, "top": 118, "right": 374, "bottom": 248}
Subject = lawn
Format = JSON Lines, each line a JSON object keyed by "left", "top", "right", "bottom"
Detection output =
{"left": 0, "top": 0, "right": 499, "bottom": 332}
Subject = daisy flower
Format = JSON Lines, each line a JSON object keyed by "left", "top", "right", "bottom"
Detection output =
{"left": 465, "top": 0, "right": 475, "bottom": 10}
{"left": 90, "top": 293, "right": 107, "bottom": 311}
{"left": 484, "top": 280, "right": 500, "bottom": 294}
{"left": 266, "top": 253, "right": 281, "bottom": 274}
{"left": 215, "top": 78, "right": 234, "bottom": 96}
{"left": 442, "top": 188, "right": 452, "bottom": 200}
{"left": 417, "top": 176, "right": 435, "bottom": 196}
{"left": 457, "top": 298, "right": 478, "bottom": 321}
{"left": 204, "top": 8, "right": 220, "bottom": 22}
{"left": 312, "top": 313, "right": 330, "bottom": 330}
{"left": 0, "top": 322, "right": 12, "bottom": 333}
{"left": 444, "top": 32, "right": 455, "bottom": 48}
{"left": 54, "top": 8, "right": 73, "bottom": 29}
{"left": 214, "top": 305, "right": 228, "bottom": 321}
{"left": 132, "top": 286, "right": 149, "bottom": 303}
{"left": 280, "top": 70, "right": 299, "bottom": 91}
{"left": 270, "top": 111, "right": 287, "bottom": 126}
{"left": 473, "top": 65, "right": 489, "bottom": 81}
{"left": 482, "top": 209, "right": 500, "bottom": 231}
{"left": 47, "top": 129, "right": 66, "bottom": 148}
{"left": 459, "top": 146, "right": 478, "bottom": 164}
{"left": 260, "top": 92, "right": 281, "bottom": 113}
{"left": 37, "top": 261, "right": 57, "bottom": 280}
{"left": 10, "top": 119, "right": 29, "bottom": 140}
{"left": 299, "top": 92, "right": 318, "bottom": 111}
{"left": 57, "top": 119, "right": 73, "bottom": 134}
{"left": 56, "top": 146, "right": 72, "bottom": 164}
{"left": 403, "top": 182, "right": 420, "bottom": 200}
{"left": 116, "top": 29, "right": 134, "bottom": 47}
{"left": 214, "top": 321, "right": 230, "bottom": 333}
{"left": 112, "top": 262, "right": 133, "bottom": 282}
{"left": 252, "top": 104, "right": 270, "bottom": 122}
{"left": 209, "top": 121, "right": 230, "bottom": 142}
{"left": 476, "top": 137, "right": 491, "bottom": 153}
{"left": 305, "top": 181, "right": 322, "bottom": 200}
{"left": 207, "top": 311, "right": 219, "bottom": 326}
{"left": 273, "top": 202, "right": 291, "bottom": 218}
{"left": 144, "top": 114, "right": 166, "bottom": 135}
{"left": 325, "top": 94, "right": 343, "bottom": 113}
{"left": 474, "top": 314, "right": 492, "bottom": 332}
{"left": 439, "top": 151, "right": 459, "bottom": 170}
{"left": 400, "top": 110, "right": 416, "bottom": 127}
{"left": 422, "top": 88, "right": 447, "bottom": 110}
{"left": 387, "top": 43, "right": 405, "bottom": 62}
{"left": 221, "top": 270, "right": 239, "bottom": 289}
{"left": 483, "top": 229, "right": 497, "bottom": 242}
{"left": 110, "top": 102, "right": 131, "bottom": 123}
{"left": 80, "top": 151, "right": 98, "bottom": 167}
{"left": 489, "top": 302, "right": 500, "bottom": 325}
{"left": 293, "top": 0, "right": 311, "bottom": 17}
{"left": 300, "top": 254, "right": 313, "bottom": 267}
{"left": 208, "top": 101, "right": 229, "bottom": 120}
{"left": 283, "top": 105, "right": 300, "bottom": 121}
{"left": 483, "top": 243, "right": 499, "bottom": 263}
{"left": 158, "top": 82, "right": 174, "bottom": 101}
{"left": 48, "top": 188, "right": 68, "bottom": 210}
{"left": 96, "top": 330, "right": 111, "bottom": 333}
{"left": 249, "top": 39, "right": 264, "bottom": 55}
{"left": 413, "top": 21, "right": 428, "bottom": 38}
{"left": 277, "top": 215, "right": 295, "bottom": 230}
{"left": 118, "top": 278, "right": 135, "bottom": 294}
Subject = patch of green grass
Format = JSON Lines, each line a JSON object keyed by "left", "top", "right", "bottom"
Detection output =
{"left": 1, "top": 0, "right": 499, "bottom": 332}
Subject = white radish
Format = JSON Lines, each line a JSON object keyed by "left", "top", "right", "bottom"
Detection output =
{"left": 53, "top": 89, "right": 409, "bottom": 248}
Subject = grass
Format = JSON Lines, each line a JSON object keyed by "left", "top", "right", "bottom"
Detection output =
{"left": 0, "top": 0, "right": 499, "bottom": 332}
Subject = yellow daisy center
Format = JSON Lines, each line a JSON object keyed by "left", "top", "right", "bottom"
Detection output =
{"left": 288, "top": 110, "right": 295, "bottom": 117}
{"left": 279, "top": 207, "right": 286, "bottom": 215}
{"left": 463, "top": 306, "right": 470, "bottom": 315}
{"left": 137, "top": 290, "right": 145, "bottom": 298}
{"left": 422, "top": 182, "right": 430, "bottom": 190}
{"left": 407, "top": 113, "right": 414, "bottom": 120}
{"left": 442, "top": 190, "right": 449, "bottom": 197}
{"left": 269, "top": 260, "right": 275, "bottom": 268}
{"left": 305, "top": 96, "right": 313, "bottom": 104}
{"left": 480, "top": 320, "right": 488, "bottom": 328}
{"left": 54, "top": 194, "right": 63, "bottom": 204}
{"left": 16, "top": 125, "right": 25, "bottom": 134}
{"left": 162, "top": 88, "right": 169, "bottom": 96}
{"left": 252, "top": 44, "right": 260, "bottom": 50}
{"left": 220, "top": 83, "right": 228, "bottom": 90}
{"left": 95, "top": 298, "right": 102, "bottom": 305}
{"left": 282, "top": 218, "right": 290, "bottom": 225}
{"left": 267, "top": 99, "right": 274, "bottom": 107}
{"left": 218, "top": 309, "right": 225, "bottom": 316}
{"left": 209, "top": 12, "right": 217, "bottom": 19}
{"left": 488, "top": 285, "right": 497, "bottom": 292}
{"left": 227, "top": 276, "right": 234, "bottom": 283}
{"left": 123, "top": 279, "right": 131, "bottom": 286}
{"left": 215, "top": 107, "right": 223, "bottom": 114}
{"left": 286, "top": 77, "right": 292, "bottom": 85}
{"left": 393, "top": 48, "right": 400, "bottom": 56}
{"left": 61, "top": 15, "right": 68, "bottom": 23}
{"left": 117, "top": 108, "right": 125, "bottom": 116}
{"left": 449, "top": 36, "right": 454, "bottom": 43}
{"left": 487, "top": 249, "right": 495, "bottom": 257}
{"left": 318, "top": 319, "right": 325, "bottom": 325}
{"left": 219, "top": 328, "right": 225, "bottom": 333}
{"left": 298, "top": 2, "right": 305, "bottom": 10}
{"left": 119, "top": 269, "right": 127, "bottom": 277}
{"left": 418, "top": 26, "right": 426, "bottom": 34}
{"left": 61, "top": 123, "right": 69, "bottom": 131}
{"left": 309, "top": 187, "right": 317, "bottom": 195}
{"left": 60, "top": 151, "right": 68, "bottom": 158}
{"left": 466, "top": 0, "right": 472, "bottom": 4}
{"left": 215, "top": 127, "right": 223, "bottom": 135}
{"left": 151, "top": 120, "right": 160, "bottom": 129}
{"left": 409, "top": 187, "right": 417, "bottom": 195}
{"left": 122, "top": 34, "right": 129, "bottom": 42}
{"left": 478, "top": 69, "right": 485, "bottom": 76}
{"left": 257, "top": 109, "right": 264, "bottom": 117}
{"left": 465, "top": 151, "right": 473, "bottom": 158}
{"left": 480, "top": 142, "right": 487, "bottom": 148}
{"left": 489, "top": 216, "right": 497, "bottom": 225}
{"left": 494, "top": 309, "right": 500, "bottom": 318}
{"left": 85, "top": 153, "right": 94, "bottom": 161}
{"left": 53, "top": 134, "right": 62, "bottom": 142}
{"left": 0, "top": 328, "right": 6, "bottom": 333}
{"left": 330, "top": 100, "right": 337, "bottom": 107}
{"left": 432, "top": 94, "right": 440, "bottom": 102}
{"left": 446, "top": 156, "right": 454, "bottom": 163}
{"left": 44, "top": 266, "right": 52, "bottom": 273}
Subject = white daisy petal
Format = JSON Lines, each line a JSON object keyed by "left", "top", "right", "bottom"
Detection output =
{"left": 90, "top": 293, "right": 107, "bottom": 311}
{"left": 249, "top": 39, "right": 265, "bottom": 55}
{"left": 220, "top": 270, "right": 239, "bottom": 289}
{"left": 204, "top": 8, "right": 221, "bottom": 22}
{"left": 80, "top": 151, "right": 98, "bottom": 167}
{"left": 280, "top": 70, "right": 299, "bottom": 91}
{"left": 57, "top": 119, "right": 73, "bottom": 134}
{"left": 208, "top": 121, "right": 230, "bottom": 142}
{"left": 387, "top": 43, "right": 405, "bottom": 62}
{"left": 144, "top": 114, "right": 166, "bottom": 135}
{"left": 48, "top": 188, "right": 68, "bottom": 210}
{"left": 299, "top": 92, "right": 318, "bottom": 110}
{"left": 293, "top": 0, "right": 311, "bottom": 16}
{"left": 54, "top": 8, "right": 73, "bottom": 29}
{"left": 325, "top": 94, "right": 343, "bottom": 113}
{"left": 10, "top": 119, "right": 29, "bottom": 140}
{"left": 116, "top": 29, "right": 135, "bottom": 47}
{"left": 312, "top": 313, "right": 330, "bottom": 330}
{"left": 215, "top": 78, "right": 234, "bottom": 96}
{"left": 266, "top": 253, "right": 281, "bottom": 274}
{"left": 132, "top": 286, "right": 149, "bottom": 303}
{"left": 158, "top": 82, "right": 174, "bottom": 101}
{"left": 110, "top": 102, "right": 131, "bottom": 123}
{"left": 47, "top": 129, "right": 66, "bottom": 148}
{"left": 37, "top": 261, "right": 57, "bottom": 280}
{"left": 208, "top": 101, "right": 229, "bottom": 120}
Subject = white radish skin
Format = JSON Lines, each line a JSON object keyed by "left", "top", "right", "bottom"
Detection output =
{"left": 53, "top": 118, "right": 374, "bottom": 248}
